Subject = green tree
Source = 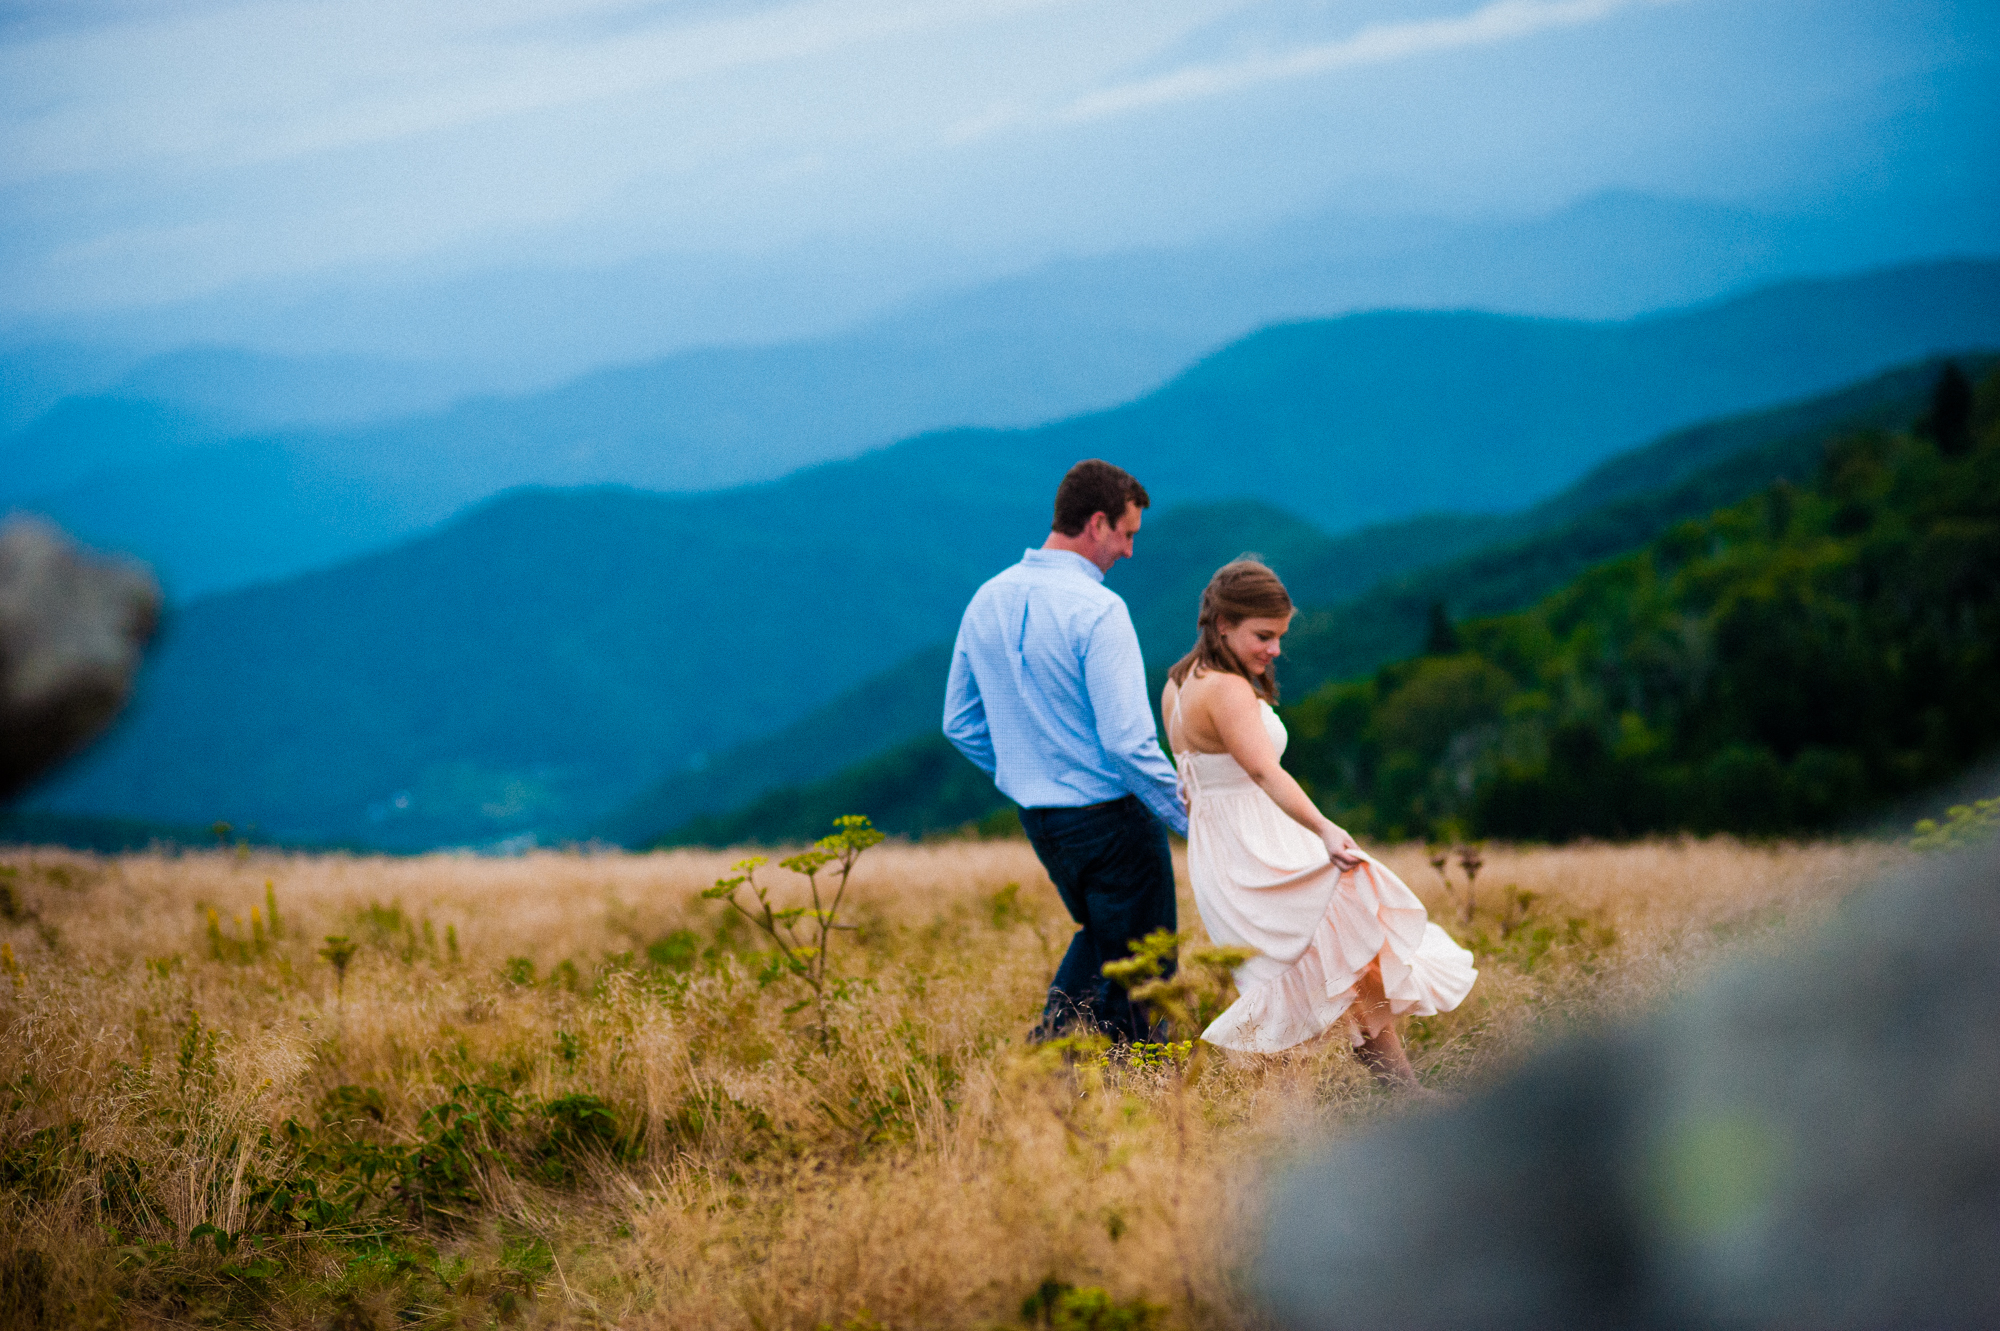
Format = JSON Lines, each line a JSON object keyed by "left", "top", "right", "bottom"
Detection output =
{"left": 1283, "top": 366, "right": 2000, "bottom": 840}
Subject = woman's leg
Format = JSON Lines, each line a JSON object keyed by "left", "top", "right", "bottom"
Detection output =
{"left": 1353, "top": 961, "right": 1419, "bottom": 1088}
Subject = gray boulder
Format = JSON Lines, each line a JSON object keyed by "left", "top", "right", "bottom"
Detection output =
{"left": 0, "top": 516, "right": 161, "bottom": 801}
{"left": 1258, "top": 834, "right": 2000, "bottom": 1330}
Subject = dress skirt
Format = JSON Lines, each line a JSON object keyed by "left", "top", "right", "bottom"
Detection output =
{"left": 1181, "top": 748, "right": 1477, "bottom": 1053}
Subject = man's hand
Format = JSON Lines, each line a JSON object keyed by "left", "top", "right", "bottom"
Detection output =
{"left": 1321, "top": 824, "right": 1365, "bottom": 873}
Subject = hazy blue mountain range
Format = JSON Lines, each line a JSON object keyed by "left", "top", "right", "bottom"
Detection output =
{"left": 103, "top": 346, "right": 509, "bottom": 430}
{"left": 0, "top": 323, "right": 1200, "bottom": 598}
{"left": 19, "top": 175, "right": 1995, "bottom": 389}
{"left": 32, "top": 479, "right": 1044, "bottom": 849}
{"left": 0, "top": 343, "right": 139, "bottom": 436}
{"left": 935, "top": 187, "right": 2000, "bottom": 354}
{"left": 672, "top": 358, "right": 2000, "bottom": 849}
{"left": 633, "top": 355, "right": 1987, "bottom": 847}
{"left": 0, "top": 343, "right": 508, "bottom": 441}
{"left": 34, "top": 334, "right": 1989, "bottom": 852}
{"left": 10, "top": 258, "right": 2000, "bottom": 601}
{"left": 605, "top": 503, "right": 1503, "bottom": 847}
{"left": 8, "top": 438, "right": 439, "bottom": 603}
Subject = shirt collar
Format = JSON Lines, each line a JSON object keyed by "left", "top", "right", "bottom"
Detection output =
{"left": 1020, "top": 547, "right": 1106, "bottom": 584}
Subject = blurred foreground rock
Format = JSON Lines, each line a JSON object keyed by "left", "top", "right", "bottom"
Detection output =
{"left": 0, "top": 517, "right": 160, "bottom": 801}
{"left": 1259, "top": 835, "right": 2000, "bottom": 1331}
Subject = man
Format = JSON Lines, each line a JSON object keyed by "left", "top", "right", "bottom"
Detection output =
{"left": 944, "top": 458, "right": 1186, "bottom": 1041}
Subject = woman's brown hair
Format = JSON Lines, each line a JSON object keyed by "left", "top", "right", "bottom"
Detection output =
{"left": 1167, "top": 559, "right": 1294, "bottom": 703}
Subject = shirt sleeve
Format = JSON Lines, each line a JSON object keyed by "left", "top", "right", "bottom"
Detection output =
{"left": 1083, "top": 600, "right": 1189, "bottom": 836}
{"left": 942, "top": 629, "right": 996, "bottom": 776}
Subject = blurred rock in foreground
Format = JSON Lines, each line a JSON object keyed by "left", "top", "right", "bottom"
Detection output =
{"left": 1259, "top": 834, "right": 2000, "bottom": 1331}
{"left": 0, "top": 516, "right": 161, "bottom": 801}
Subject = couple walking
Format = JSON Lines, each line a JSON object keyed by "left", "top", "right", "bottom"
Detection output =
{"left": 944, "top": 459, "right": 1475, "bottom": 1081}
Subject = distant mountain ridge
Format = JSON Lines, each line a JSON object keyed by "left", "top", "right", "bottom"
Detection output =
{"left": 9, "top": 249, "right": 1999, "bottom": 597}
{"left": 641, "top": 354, "right": 1994, "bottom": 846}
{"left": 0, "top": 343, "right": 509, "bottom": 447}
{"left": 21, "top": 185, "right": 1981, "bottom": 397}
{"left": 24, "top": 261, "right": 2000, "bottom": 847}
{"left": 595, "top": 502, "right": 1461, "bottom": 845}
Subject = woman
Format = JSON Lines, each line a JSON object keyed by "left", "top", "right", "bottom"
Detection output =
{"left": 1163, "top": 560, "right": 1475, "bottom": 1083}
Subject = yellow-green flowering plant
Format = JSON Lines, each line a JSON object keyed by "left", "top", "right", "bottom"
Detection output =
{"left": 702, "top": 814, "right": 885, "bottom": 1039}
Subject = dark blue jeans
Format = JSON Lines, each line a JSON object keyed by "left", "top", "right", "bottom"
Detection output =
{"left": 1019, "top": 794, "right": 1177, "bottom": 1043}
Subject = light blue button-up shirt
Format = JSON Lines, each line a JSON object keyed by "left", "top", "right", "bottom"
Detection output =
{"left": 943, "top": 548, "right": 1187, "bottom": 836}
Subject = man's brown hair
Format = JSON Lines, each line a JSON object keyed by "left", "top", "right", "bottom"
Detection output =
{"left": 1051, "top": 459, "right": 1150, "bottom": 537}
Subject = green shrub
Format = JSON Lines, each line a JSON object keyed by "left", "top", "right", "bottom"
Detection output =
{"left": 1020, "top": 1278, "right": 1162, "bottom": 1330}
{"left": 1912, "top": 796, "right": 1999, "bottom": 851}
{"left": 646, "top": 927, "right": 701, "bottom": 970}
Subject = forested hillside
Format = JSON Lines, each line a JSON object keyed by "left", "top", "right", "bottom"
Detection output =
{"left": 604, "top": 502, "right": 1505, "bottom": 844}
{"left": 23, "top": 291, "right": 1999, "bottom": 850}
{"left": 1279, "top": 353, "right": 1996, "bottom": 687}
{"left": 650, "top": 357, "right": 1995, "bottom": 847}
{"left": 1287, "top": 365, "right": 2000, "bottom": 839}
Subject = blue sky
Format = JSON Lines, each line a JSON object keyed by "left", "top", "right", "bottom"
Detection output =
{"left": 1, "top": 0, "right": 1993, "bottom": 349}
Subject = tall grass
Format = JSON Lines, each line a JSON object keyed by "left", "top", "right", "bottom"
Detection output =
{"left": 0, "top": 837, "right": 1897, "bottom": 1328}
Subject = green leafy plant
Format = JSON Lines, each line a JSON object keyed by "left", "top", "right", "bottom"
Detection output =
{"left": 1912, "top": 796, "right": 1999, "bottom": 851}
{"left": 645, "top": 927, "right": 701, "bottom": 970}
{"left": 702, "top": 815, "right": 884, "bottom": 1032}
{"left": 988, "top": 881, "right": 1028, "bottom": 929}
{"left": 1020, "top": 1277, "right": 1162, "bottom": 1330}
{"left": 1499, "top": 884, "right": 1539, "bottom": 939}
{"left": 1100, "top": 929, "right": 1253, "bottom": 1045}
{"left": 534, "top": 1092, "right": 634, "bottom": 1181}
{"left": 319, "top": 935, "right": 358, "bottom": 1000}
{"left": 1121, "top": 1040, "right": 1194, "bottom": 1070}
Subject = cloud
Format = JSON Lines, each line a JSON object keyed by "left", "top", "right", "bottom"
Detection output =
{"left": 0, "top": 0, "right": 1074, "bottom": 183}
{"left": 0, "top": 0, "right": 1979, "bottom": 328}
{"left": 1051, "top": 0, "right": 1655, "bottom": 125}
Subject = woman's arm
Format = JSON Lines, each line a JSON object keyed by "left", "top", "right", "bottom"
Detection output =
{"left": 1205, "top": 675, "right": 1364, "bottom": 870}
{"left": 1160, "top": 679, "right": 1188, "bottom": 812}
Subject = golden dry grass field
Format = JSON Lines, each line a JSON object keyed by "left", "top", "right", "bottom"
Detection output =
{"left": 0, "top": 835, "right": 1902, "bottom": 1330}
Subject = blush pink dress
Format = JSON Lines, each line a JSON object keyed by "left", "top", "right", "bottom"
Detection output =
{"left": 1176, "top": 696, "right": 1477, "bottom": 1053}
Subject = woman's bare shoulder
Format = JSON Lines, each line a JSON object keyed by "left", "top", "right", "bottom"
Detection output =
{"left": 1184, "top": 669, "right": 1258, "bottom": 708}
